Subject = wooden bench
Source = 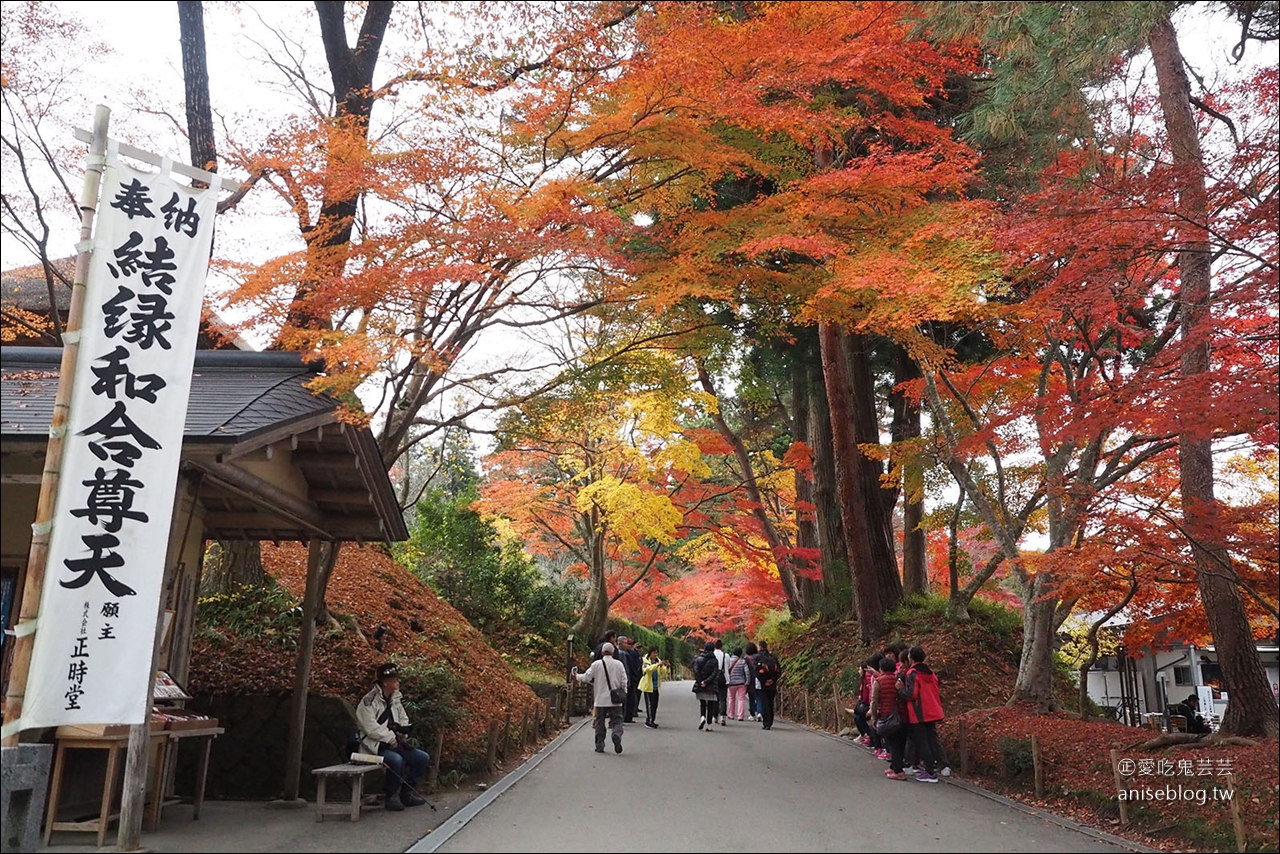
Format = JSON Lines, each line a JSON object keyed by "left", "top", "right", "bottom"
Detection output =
{"left": 311, "top": 762, "right": 383, "bottom": 822}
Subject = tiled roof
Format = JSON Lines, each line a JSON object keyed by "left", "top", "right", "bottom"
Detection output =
{"left": 1, "top": 347, "right": 334, "bottom": 443}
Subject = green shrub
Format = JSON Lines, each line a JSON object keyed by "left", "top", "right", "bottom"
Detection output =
{"left": 837, "top": 664, "right": 863, "bottom": 696}
{"left": 757, "top": 608, "right": 816, "bottom": 647}
{"left": 195, "top": 579, "right": 302, "bottom": 644}
{"left": 996, "top": 736, "right": 1034, "bottom": 778}
{"left": 394, "top": 657, "right": 465, "bottom": 742}
{"left": 967, "top": 596, "right": 1022, "bottom": 640}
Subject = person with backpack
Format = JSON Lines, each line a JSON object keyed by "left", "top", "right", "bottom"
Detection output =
{"left": 754, "top": 640, "right": 781, "bottom": 730}
{"left": 899, "top": 646, "right": 946, "bottom": 783}
{"left": 574, "top": 643, "right": 629, "bottom": 753}
{"left": 691, "top": 641, "right": 723, "bottom": 731}
{"left": 725, "top": 647, "right": 751, "bottom": 721}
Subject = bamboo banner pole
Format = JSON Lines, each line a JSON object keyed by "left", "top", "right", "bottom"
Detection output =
{"left": 1, "top": 105, "right": 110, "bottom": 746}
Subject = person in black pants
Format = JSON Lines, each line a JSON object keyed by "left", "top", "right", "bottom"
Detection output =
{"left": 754, "top": 640, "right": 781, "bottom": 730}
{"left": 619, "top": 637, "right": 644, "bottom": 723}
{"left": 692, "top": 642, "right": 722, "bottom": 730}
{"left": 744, "top": 642, "right": 760, "bottom": 720}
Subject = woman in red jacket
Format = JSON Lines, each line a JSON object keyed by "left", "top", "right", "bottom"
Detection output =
{"left": 898, "top": 646, "right": 945, "bottom": 784}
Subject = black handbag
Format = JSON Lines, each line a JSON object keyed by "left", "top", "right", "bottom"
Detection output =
{"left": 875, "top": 709, "right": 903, "bottom": 737}
{"left": 602, "top": 660, "right": 627, "bottom": 706}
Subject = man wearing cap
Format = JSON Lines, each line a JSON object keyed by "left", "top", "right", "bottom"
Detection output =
{"left": 356, "top": 663, "right": 430, "bottom": 811}
{"left": 574, "top": 642, "right": 628, "bottom": 754}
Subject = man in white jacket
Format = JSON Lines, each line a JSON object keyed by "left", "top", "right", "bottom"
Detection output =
{"left": 575, "top": 643, "right": 628, "bottom": 754}
{"left": 356, "top": 663, "right": 429, "bottom": 811}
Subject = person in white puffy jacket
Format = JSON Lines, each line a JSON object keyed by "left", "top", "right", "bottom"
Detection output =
{"left": 356, "top": 663, "right": 429, "bottom": 811}
{"left": 575, "top": 643, "right": 628, "bottom": 754}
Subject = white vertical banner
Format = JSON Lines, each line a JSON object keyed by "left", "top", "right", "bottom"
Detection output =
{"left": 23, "top": 159, "right": 217, "bottom": 728}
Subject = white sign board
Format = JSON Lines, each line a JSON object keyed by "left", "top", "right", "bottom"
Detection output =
{"left": 1197, "top": 685, "right": 1216, "bottom": 725}
{"left": 23, "top": 159, "right": 216, "bottom": 728}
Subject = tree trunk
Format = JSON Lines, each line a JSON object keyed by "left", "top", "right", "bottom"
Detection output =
{"left": 891, "top": 347, "right": 927, "bottom": 595}
{"left": 177, "top": 1, "right": 217, "bottom": 177}
{"left": 945, "top": 491, "right": 967, "bottom": 621}
{"left": 820, "top": 323, "right": 885, "bottom": 641}
{"left": 315, "top": 540, "right": 344, "bottom": 629}
{"left": 842, "top": 331, "right": 903, "bottom": 613}
{"left": 570, "top": 519, "right": 609, "bottom": 643}
{"left": 696, "top": 363, "right": 808, "bottom": 618}
{"left": 1010, "top": 574, "right": 1060, "bottom": 712}
{"left": 791, "top": 356, "right": 821, "bottom": 614}
{"left": 200, "top": 540, "right": 264, "bottom": 594}
{"left": 1080, "top": 578, "right": 1138, "bottom": 720}
{"left": 283, "top": 1, "right": 395, "bottom": 336}
{"left": 1149, "top": 12, "right": 1278, "bottom": 738}
{"left": 808, "top": 358, "right": 852, "bottom": 619}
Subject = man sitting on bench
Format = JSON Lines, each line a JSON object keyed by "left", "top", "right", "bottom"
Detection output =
{"left": 356, "top": 663, "right": 429, "bottom": 811}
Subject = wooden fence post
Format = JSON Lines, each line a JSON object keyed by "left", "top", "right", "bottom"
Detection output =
{"left": 486, "top": 719, "right": 501, "bottom": 774}
{"left": 958, "top": 720, "right": 970, "bottom": 775}
{"left": 501, "top": 712, "right": 511, "bottom": 761}
{"left": 1109, "top": 748, "right": 1130, "bottom": 827}
{"left": 1031, "top": 734, "right": 1044, "bottom": 798}
{"left": 804, "top": 689, "right": 811, "bottom": 727}
{"left": 427, "top": 731, "right": 444, "bottom": 792}
{"left": 552, "top": 691, "right": 561, "bottom": 727}
{"left": 1226, "top": 773, "right": 1246, "bottom": 852}
{"left": 833, "top": 685, "right": 844, "bottom": 732}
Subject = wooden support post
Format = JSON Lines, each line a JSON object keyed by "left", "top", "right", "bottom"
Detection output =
{"left": 282, "top": 540, "right": 336, "bottom": 803}
{"left": 833, "top": 685, "right": 843, "bottom": 732}
{"left": 427, "top": 731, "right": 444, "bottom": 793}
{"left": 1031, "top": 734, "right": 1044, "bottom": 798}
{"left": 485, "top": 720, "right": 500, "bottom": 774}
{"left": 1, "top": 105, "right": 111, "bottom": 747}
{"left": 120, "top": 476, "right": 200, "bottom": 851}
{"left": 1226, "top": 774, "right": 1245, "bottom": 852}
{"left": 1110, "top": 748, "right": 1130, "bottom": 826}
{"left": 804, "top": 689, "right": 811, "bottom": 727}
{"left": 501, "top": 712, "right": 511, "bottom": 761}
{"left": 551, "top": 693, "right": 561, "bottom": 728}
{"left": 959, "top": 720, "right": 970, "bottom": 775}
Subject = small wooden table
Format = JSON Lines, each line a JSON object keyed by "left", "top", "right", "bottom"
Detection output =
{"left": 43, "top": 730, "right": 166, "bottom": 847}
{"left": 311, "top": 762, "right": 383, "bottom": 822}
{"left": 147, "top": 726, "right": 224, "bottom": 829}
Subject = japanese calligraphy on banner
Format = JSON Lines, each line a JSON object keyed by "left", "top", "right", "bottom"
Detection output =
{"left": 23, "top": 159, "right": 217, "bottom": 728}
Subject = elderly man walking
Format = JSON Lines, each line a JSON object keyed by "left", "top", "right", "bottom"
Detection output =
{"left": 575, "top": 642, "right": 629, "bottom": 753}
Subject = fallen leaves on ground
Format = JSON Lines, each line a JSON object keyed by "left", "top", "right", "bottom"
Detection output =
{"left": 947, "top": 705, "right": 1278, "bottom": 853}
{"left": 189, "top": 543, "right": 540, "bottom": 767}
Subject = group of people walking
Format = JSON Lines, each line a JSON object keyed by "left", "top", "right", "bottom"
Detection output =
{"left": 574, "top": 631, "right": 671, "bottom": 753}
{"left": 851, "top": 642, "right": 950, "bottom": 783}
{"left": 575, "top": 630, "right": 949, "bottom": 784}
{"left": 690, "top": 639, "right": 781, "bottom": 731}
{"left": 574, "top": 632, "right": 785, "bottom": 754}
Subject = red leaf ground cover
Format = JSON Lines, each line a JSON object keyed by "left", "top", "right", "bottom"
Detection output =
{"left": 189, "top": 543, "right": 539, "bottom": 767}
{"left": 945, "top": 706, "right": 1278, "bottom": 853}
{"left": 771, "top": 604, "right": 1277, "bottom": 852}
